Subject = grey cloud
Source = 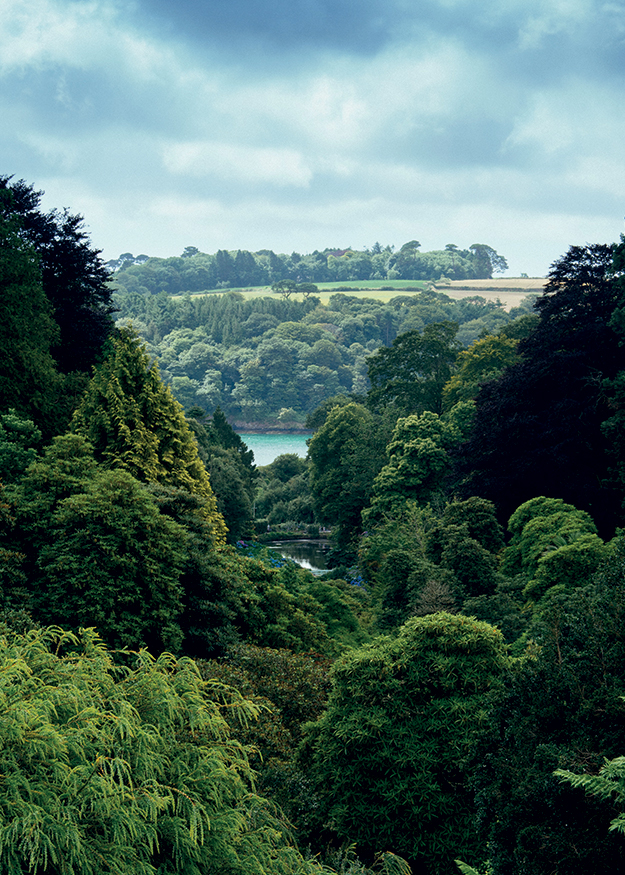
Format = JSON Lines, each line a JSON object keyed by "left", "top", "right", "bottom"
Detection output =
{"left": 132, "top": 0, "right": 625, "bottom": 87}
{"left": 133, "top": 0, "right": 400, "bottom": 54}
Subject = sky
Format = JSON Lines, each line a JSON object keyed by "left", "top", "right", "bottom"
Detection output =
{"left": 1, "top": 0, "right": 625, "bottom": 277}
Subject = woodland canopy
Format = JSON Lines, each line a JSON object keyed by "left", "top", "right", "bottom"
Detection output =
{"left": 4, "top": 174, "right": 625, "bottom": 875}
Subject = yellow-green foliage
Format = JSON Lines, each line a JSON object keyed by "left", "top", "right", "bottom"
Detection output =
{"left": 73, "top": 328, "right": 226, "bottom": 542}
{"left": 442, "top": 334, "right": 519, "bottom": 410}
{"left": 0, "top": 625, "right": 327, "bottom": 875}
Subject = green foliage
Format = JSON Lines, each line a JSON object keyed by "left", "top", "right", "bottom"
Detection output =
{"left": 474, "top": 554, "right": 625, "bottom": 874}
{"left": 308, "top": 403, "right": 391, "bottom": 548}
{"left": 1, "top": 175, "right": 115, "bottom": 377}
{"left": 115, "top": 284, "right": 521, "bottom": 425}
{"left": 365, "top": 411, "right": 459, "bottom": 521}
{"left": 198, "top": 644, "right": 333, "bottom": 824}
{"left": 255, "top": 454, "right": 315, "bottom": 529}
{"left": 0, "top": 625, "right": 327, "bottom": 875}
{"left": 0, "top": 410, "right": 42, "bottom": 484}
{"left": 359, "top": 498, "right": 508, "bottom": 632}
{"left": 7, "top": 442, "right": 187, "bottom": 651}
{"left": 301, "top": 613, "right": 509, "bottom": 874}
{"left": 441, "top": 333, "right": 520, "bottom": 410}
{"left": 500, "top": 497, "right": 608, "bottom": 604}
{"left": 556, "top": 756, "right": 625, "bottom": 836}
{"left": 367, "top": 321, "right": 460, "bottom": 415}
{"left": 454, "top": 244, "right": 625, "bottom": 537}
{"left": 111, "top": 242, "right": 508, "bottom": 298}
{"left": 0, "top": 209, "right": 63, "bottom": 431}
{"left": 73, "top": 328, "right": 226, "bottom": 542}
{"left": 187, "top": 407, "right": 256, "bottom": 543}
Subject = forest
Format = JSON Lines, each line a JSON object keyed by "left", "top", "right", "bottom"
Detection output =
{"left": 2, "top": 172, "right": 625, "bottom": 875}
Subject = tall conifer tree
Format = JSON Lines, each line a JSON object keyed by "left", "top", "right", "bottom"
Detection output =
{"left": 0, "top": 209, "right": 61, "bottom": 428}
{"left": 72, "top": 328, "right": 227, "bottom": 542}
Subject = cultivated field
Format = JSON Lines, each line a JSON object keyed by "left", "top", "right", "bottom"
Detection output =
{"left": 431, "top": 277, "right": 546, "bottom": 310}
{"left": 176, "top": 277, "right": 545, "bottom": 309}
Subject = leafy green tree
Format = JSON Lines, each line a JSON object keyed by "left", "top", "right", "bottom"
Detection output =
{"left": 33, "top": 468, "right": 187, "bottom": 652}
{"left": 469, "top": 244, "right": 508, "bottom": 278}
{"left": 500, "top": 496, "right": 608, "bottom": 602}
{"left": 308, "top": 402, "right": 389, "bottom": 549}
{"left": 73, "top": 328, "right": 226, "bottom": 541}
{"left": 556, "top": 757, "right": 625, "bottom": 837}
{"left": 4, "top": 436, "right": 186, "bottom": 651}
{"left": 0, "top": 410, "right": 42, "bottom": 484}
{"left": 272, "top": 279, "right": 298, "bottom": 299}
{"left": 0, "top": 625, "right": 327, "bottom": 875}
{"left": 367, "top": 322, "right": 460, "bottom": 415}
{"left": 475, "top": 559, "right": 625, "bottom": 875}
{"left": 301, "top": 613, "right": 509, "bottom": 874}
{"left": 187, "top": 407, "right": 255, "bottom": 543}
{"left": 441, "top": 333, "right": 520, "bottom": 410}
{"left": 365, "top": 412, "right": 454, "bottom": 521}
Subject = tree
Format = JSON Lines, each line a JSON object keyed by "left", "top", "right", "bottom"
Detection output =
{"left": 272, "top": 279, "right": 297, "bottom": 300}
{"left": 367, "top": 322, "right": 460, "bottom": 415}
{"left": 308, "top": 402, "right": 389, "bottom": 549}
{"left": 0, "top": 410, "right": 42, "bottom": 484}
{"left": 0, "top": 207, "right": 63, "bottom": 430}
{"left": 0, "top": 176, "right": 115, "bottom": 375}
{"left": 365, "top": 411, "right": 458, "bottom": 521}
{"left": 72, "top": 328, "right": 226, "bottom": 541}
{"left": 453, "top": 244, "right": 625, "bottom": 536}
{"left": 441, "top": 333, "right": 521, "bottom": 410}
{"left": 34, "top": 468, "right": 187, "bottom": 652}
{"left": 187, "top": 407, "right": 256, "bottom": 543}
{"left": 500, "top": 496, "right": 608, "bottom": 604}
{"left": 0, "top": 625, "right": 329, "bottom": 875}
{"left": 4, "top": 435, "right": 186, "bottom": 651}
{"left": 469, "top": 244, "right": 508, "bottom": 278}
{"left": 301, "top": 613, "right": 509, "bottom": 874}
{"left": 474, "top": 561, "right": 625, "bottom": 875}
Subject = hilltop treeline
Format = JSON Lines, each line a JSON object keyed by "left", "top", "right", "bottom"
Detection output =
{"left": 109, "top": 240, "right": 508, "bottom": 294}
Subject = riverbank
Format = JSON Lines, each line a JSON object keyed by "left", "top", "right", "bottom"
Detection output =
{"left": 234, "top": 422, "right": 310, "bottom": 434}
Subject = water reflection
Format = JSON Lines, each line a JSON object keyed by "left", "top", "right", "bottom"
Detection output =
{"left": 268, "top": 539, "right": 330, "bottom": 574}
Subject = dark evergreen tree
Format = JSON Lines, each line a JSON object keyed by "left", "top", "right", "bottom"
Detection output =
{"left": 0, "top": 176, "right": 115, "bottom": 374}
{"left": 0, "top": 207, "right": 62, "bottom": 429}
{"left": 453, "top": 244, "right": 625, "bottom": 536}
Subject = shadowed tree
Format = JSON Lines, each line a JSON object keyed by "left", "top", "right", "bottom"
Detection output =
{"left": 453, "top": 244, "right": 625, "bottom": 536}
{"left": 0, "top": 175, "right": 115, "bottom": 374}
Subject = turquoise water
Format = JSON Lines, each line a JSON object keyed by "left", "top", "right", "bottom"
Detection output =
{"left": 237, "top": 432, "right": 312, "bottom": 467}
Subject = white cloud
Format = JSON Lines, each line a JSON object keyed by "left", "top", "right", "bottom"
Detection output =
{"left": 162, "top": 140, "right": 313, "bottom": 187}
{"left": 1, "top": 0, "right": 624, "bottom": 279}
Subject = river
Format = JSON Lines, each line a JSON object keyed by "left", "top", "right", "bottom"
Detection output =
{"left": 268, "top": 539, "right": 330, "bottom": 574}
{"left": 237, "top": 432, "right": 312, "bottom": 467}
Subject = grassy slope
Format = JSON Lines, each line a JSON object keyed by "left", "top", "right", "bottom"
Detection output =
{"left": 171, "top": 277, "right": 545, "bottom": 310}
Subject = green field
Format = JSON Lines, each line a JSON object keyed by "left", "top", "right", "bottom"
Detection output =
{"left": 171, "top": 277, "right": 542, "bottom": 309}
{"left": 173, "top": 280, "right": 431, "bottom": 305}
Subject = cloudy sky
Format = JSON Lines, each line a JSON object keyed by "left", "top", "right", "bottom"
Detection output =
{"left": 2, "top": 0, "right": 624, "bottom": 276}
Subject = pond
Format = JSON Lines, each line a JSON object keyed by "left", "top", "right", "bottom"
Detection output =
{"left": 236, "top": 432, "right": 312, "bottom": 467}
{"left": 268, "top": 539, "right": 330, "bottom": 574}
